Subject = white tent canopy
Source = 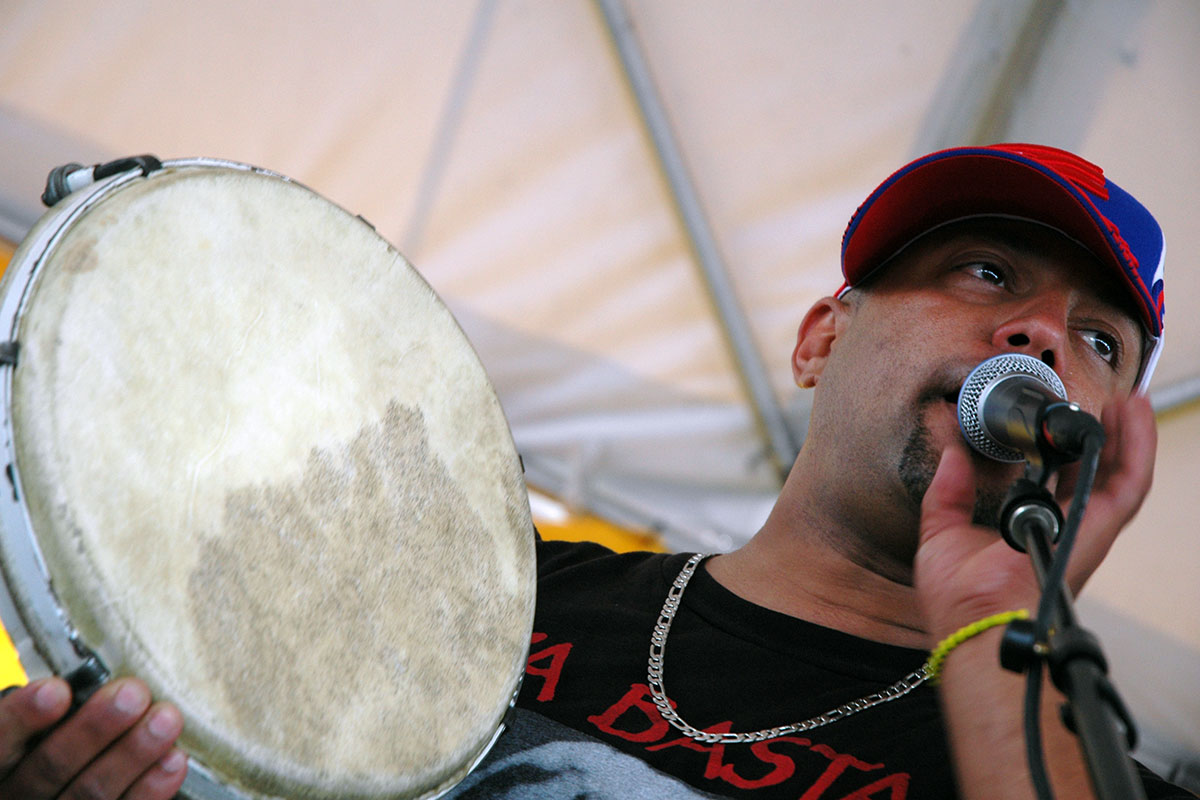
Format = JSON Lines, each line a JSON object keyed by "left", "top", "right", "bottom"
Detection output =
{"left": 0, "top": 0, "right": 1197, "bottom": 785}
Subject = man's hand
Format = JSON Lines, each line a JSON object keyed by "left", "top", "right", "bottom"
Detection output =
{"left": 915, "top": 392, "right": 1156, "bottom": 637}
{"left": 911, "top": 392, "right": 1157, "bottom": 800}
{"left": 0, "top": 676, "right": 187, "bottom": 799}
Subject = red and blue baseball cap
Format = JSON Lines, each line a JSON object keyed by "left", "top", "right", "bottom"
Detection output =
{"left": 838, "top": 143, "right": 1165, "bottom": 391}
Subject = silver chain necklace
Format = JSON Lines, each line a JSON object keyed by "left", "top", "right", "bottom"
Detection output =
{"left": 647, "top": 553, "right": 931, "bottom": 744}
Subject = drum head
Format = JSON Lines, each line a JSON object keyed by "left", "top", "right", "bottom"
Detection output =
{"left": 5, "top": 163, "right": 535, "bottom": 799}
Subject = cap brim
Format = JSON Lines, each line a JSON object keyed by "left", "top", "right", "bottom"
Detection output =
{"left": 841, "top": 151, "right": 1159, "bottom": 338}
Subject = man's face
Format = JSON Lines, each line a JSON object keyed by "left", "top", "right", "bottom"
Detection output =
{"left": 801, "top": 218, "right": 1144, "bottom": 574}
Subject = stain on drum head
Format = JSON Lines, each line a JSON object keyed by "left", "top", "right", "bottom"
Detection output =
{"left": 8, "top": 165, "right": 535, "bottom": 799}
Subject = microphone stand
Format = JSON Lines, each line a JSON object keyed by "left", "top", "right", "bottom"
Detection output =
{"left": 997, "top": 449, "right": 1146, "bottom": 800}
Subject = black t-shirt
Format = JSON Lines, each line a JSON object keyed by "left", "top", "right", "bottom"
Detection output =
{"left": 445, "top": 539, "right": 1193, "bottom": 799}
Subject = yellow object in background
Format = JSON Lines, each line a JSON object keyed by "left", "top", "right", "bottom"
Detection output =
{"left": 0, "top": 624, "right": 27, "bottom": 689}
{"left": 529, "top": 488, "right": 666, "bottom": 553}
{"left": 0, "top": 238, "right": 22, "bottom": 688}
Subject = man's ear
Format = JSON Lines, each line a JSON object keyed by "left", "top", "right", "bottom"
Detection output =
{"left": 792, "top": 296, "right": 851, "bottom": 388}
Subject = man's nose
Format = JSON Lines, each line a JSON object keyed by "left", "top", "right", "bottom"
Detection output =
{"left": 991, "top": 298, "right": 1070, "bottom": 371}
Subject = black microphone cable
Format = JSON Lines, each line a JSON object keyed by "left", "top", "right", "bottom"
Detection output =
{"left": 957, "top": 354, "right": 1142, "bottom": 798}
{"left": 1021, "top": 429, "right": 1105, "bottom": 800}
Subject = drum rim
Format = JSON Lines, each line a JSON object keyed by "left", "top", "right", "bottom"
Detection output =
{"left": 0, "top": 159, "right": 278, "bottom": 682}
{"left": 0, "top": 158, "right": 535, "bottom": 800}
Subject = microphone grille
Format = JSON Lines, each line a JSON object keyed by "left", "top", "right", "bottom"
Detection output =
{"left": 957, "top": 353, "right": 1067, "bottom": 462}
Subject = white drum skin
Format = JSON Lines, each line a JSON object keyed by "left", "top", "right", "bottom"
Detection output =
{"left": 0, "top": 160, "right": 536, "bottom": 800}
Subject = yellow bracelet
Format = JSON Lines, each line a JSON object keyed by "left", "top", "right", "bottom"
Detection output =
{"left": 924, "top": 609, "right": 1030, "bottom": 684}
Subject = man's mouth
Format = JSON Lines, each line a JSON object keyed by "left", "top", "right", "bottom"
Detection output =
{"left": 920, "top": 362, "right": 975, "bottom": 410}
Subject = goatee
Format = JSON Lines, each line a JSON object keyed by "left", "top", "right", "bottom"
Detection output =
{"left": 898, "top": 417, "right": 1006, "bottom": 528}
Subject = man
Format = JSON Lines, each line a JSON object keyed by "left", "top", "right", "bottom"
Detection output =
{"left": 443, "top": 144, "right": 1188, "bottom": 799}
{"left": 0, "top": 144, "right": 1190, "bottom": 799}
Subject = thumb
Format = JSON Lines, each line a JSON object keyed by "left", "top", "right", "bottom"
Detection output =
{"left": 915, "top": 443, "right": 1031, "bottom": 632}
{"left": 919, "top": 442, "right": 979, "bottom": 549}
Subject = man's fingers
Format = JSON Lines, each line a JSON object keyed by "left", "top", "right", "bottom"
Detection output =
{"left": 1063, "top": 393, "right": 1155, "bottom": 513}
{"left": 60, "top": 702, "right": 185, "bottom": 800}
{"left": 918, "top": 444, "right": 977, "bottom": 548}
{"left": 122, "top": 747, "right": 189, "bottom": 800}
{"left": 1056, "top": 393, "right": 1157, "bottom": 591}
{"left": 915, "top": 446, "right": 997, "bottom": 620}
{"left": 0, "top": 676, "right": 188, "bottom": 800}
{"left": 916, "top": 441, "right": 1043, "bottom": 635}
{"left": 0, "top": 678, "right": 71, "bottom": 775}
{"left": 1103, "top": 392, "right": 1157, "bottom": 507}
{"left": 1, "top": 677, "right": 153, "bottom": 798}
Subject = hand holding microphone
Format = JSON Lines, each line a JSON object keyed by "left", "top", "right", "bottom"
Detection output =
{"left": 954, "top": 352, "right": 1107, "bottom": 554}
{"left": 925, "top": 350, "right": 1154, "bottom": 583}
{"left": 947, "top": 361, "right": 1156, "bottom": 798}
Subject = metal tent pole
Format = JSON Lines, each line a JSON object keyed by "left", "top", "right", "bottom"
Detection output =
{"left": 595, "top": 0, "right": 800, "bottom": 482}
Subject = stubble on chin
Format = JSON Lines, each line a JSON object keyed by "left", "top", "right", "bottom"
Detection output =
{"left": 898, "top": 417, "right": 1005, "bottom": 529}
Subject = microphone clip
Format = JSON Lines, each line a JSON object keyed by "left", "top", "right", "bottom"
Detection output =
{"left": 999, "top": 477, "right": 1063, "bottom": 553}
{"left": 1039, "top": 401, "right": 1106, "bottom": 462}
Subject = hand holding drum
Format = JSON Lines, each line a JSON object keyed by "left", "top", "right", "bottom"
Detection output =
{"left": 0, "top": 676, "right": 186, "bottom": 799}
{"left": 0, "top": 159, "right": 537, "bottom": 799}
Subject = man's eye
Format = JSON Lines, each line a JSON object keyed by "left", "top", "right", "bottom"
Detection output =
{"left": 1081, "top": 330, "right": 1119, "bottom": 364}
{"left": 962, "top": 262, "right": 1007, "bottom": 286}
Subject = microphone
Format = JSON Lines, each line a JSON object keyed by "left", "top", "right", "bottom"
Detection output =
{"left": 957, "top": 353, "right": 1103, "bottom": 463}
